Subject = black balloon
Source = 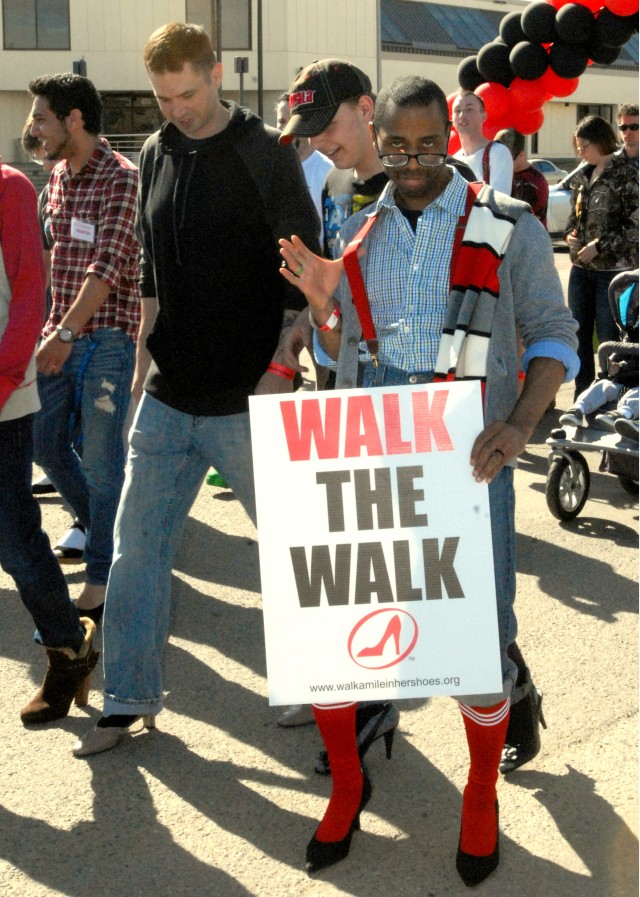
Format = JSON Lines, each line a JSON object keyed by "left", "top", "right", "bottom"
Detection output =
{"left": 521, "top": 2, "right": 558, "bottom": 44}
{"left": 556, "top": 4, "right": 596, "bottom": 45}
{"left": 477, "top": 40, "right": 514, "bottom": 87}
{"left": 500, "top": 11, "right": 527, "bottom": 48}
{"left": 510, "top": 40, "right": 549, "bottom": 80}
{"left": 624, "top": 12, "right": 638, "bottom": 34}
{"left": 594, "top": 8, "right": 636, "bottom": 48}
{"left": 457, "top": 55, "right": 484, "bottom": 91}
{"left": 549, "top": 41, "right": 589, "bottom": 78}
{"left": 585, "top": 37, "right": 622, "bottom": 64}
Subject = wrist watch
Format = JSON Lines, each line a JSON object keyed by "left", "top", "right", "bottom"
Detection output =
{"left": 55, "top": 324, "right": 76, "bottom": 343}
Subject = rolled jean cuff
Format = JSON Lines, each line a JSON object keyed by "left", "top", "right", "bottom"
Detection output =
{"left": 103, "top": 693, "right": 164, "bottom": 718}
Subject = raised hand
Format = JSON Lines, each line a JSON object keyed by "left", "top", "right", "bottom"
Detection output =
{"left": 279, "top": 235, "right": 344, "bottom": 318}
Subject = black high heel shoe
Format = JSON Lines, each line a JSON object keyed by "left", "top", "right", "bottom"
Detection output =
{"left": 500, "top": 672, "right": 547, "bottom": 774}
{"left": 456, "top": 799, "right": 500, "bottom": 887}
{"left": 305, "top": 769, "right": 373, "bottom": 874}
{"left": 315, "top": 701, "right": 399, "bottom": 775}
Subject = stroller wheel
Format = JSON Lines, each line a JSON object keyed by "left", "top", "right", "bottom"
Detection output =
{"left": 546, "top": 453, "right": 590, "bottom": 520}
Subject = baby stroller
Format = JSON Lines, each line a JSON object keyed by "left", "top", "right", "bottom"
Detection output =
{"left": 545, "top": 270, "right": 639, "bottom": 521}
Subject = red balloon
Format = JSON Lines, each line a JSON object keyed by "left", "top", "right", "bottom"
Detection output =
{"left": 509, "top": 76, "right": 547, "bottom": 111}
{"left": 546, "top": 0, "right": 573, "bottom": 8}
{"left": 540, "top": 68, "right": 580, "bottom": 97}
{"left": 482, "top": 120, "right": 501, "bottom": 140}
{"left": 446, "top": 91, "right": 458, "bottom": 119}
{"left": 605, "top": 0, "right": 638, "bottom": 13}
{"left": 475, "top": 81, "right": 513, "bottom": 123}
{"left": 575, "top": 0, "right": 604, "bottom": 11}
{"left": 510, "top": 106, "right": 545, "bottom": 135}
{"left": 448, "top": 127, "right": 462, "bottom": 155}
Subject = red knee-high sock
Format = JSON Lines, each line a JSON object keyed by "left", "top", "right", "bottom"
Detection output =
{"left": 313, "top": 703, "right": 363, "bottom": 843}
{"left": 459, "top": 699, "right": 510, "bottom": 856}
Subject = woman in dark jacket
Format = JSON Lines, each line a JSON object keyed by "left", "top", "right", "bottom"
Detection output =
{"left": 565, "top": 115, "right": 639, "bottom": 396}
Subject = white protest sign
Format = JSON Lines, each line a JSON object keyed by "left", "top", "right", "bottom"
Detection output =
{"left": 249, "top": 381, "right": 502, "bottom": 705}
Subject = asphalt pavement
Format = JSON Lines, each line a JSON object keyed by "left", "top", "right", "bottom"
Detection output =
{"left": 0, "top": 249, "right": 637, "bottom": 897}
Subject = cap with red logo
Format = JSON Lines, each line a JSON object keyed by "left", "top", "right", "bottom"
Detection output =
{"left": 279, "top": 59, "right": 372, "bottom": 145}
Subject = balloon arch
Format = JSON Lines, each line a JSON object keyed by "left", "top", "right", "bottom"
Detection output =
{"left": 448, "top": 0, "right": 638, "bottom": 152}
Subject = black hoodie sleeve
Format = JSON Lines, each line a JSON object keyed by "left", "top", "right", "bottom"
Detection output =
{"left": 243, "top": 122, "right": 322, "bottom": 312}
{"left": 135, "top": 134, "right": 161, "bottom": 299}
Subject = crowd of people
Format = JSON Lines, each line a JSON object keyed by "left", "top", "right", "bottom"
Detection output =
{"left": 0, "top": 18, "right": 637, "bottom": 889}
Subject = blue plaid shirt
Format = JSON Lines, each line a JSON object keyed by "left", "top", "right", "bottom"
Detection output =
{"left": 357, "top": 169, "right": 468, "bottom": 371}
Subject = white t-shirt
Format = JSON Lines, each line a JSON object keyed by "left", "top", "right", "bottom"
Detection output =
{"left": 454, "top": 142, "right": 513, "bottom": 197}
{"left": 302, "top": 150, "right": 334, "bottom": 245}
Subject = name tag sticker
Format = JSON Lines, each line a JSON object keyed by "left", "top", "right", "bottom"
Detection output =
{"left": 71, "top": 218, "right": 95, "bottom": 243}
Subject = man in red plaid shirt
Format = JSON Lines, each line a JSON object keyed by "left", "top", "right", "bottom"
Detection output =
{"left": 29, "top": 73, "right": 140, "bottom": 622}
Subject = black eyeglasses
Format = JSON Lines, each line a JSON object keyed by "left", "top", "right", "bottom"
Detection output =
{"left": 372, "top": 123, "right": 449, "bottom": 169}
{"left": 619, "top": 124, "right": 639, "bottom": 132}
{"left": 379, "top": 151, "right": 447, "bottom": 169}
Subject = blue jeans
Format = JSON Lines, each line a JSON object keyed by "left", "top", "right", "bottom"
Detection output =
{"left": 102, "top": 393, "right": 256, "bottom": 716}
{"left": 359, "top": 360, "right": 518, "bottom": 703}
{"left": 33, "top": 329, "right": 135, "bottom": 585}
{"left": 568, "top": 266, "right": 620, "bottom": 397}
{"left": 0, "top": 414, "right": 84, "bottom": 649}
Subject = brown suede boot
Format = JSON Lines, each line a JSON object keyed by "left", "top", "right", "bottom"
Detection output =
{"left": 20, "top": 618, "right": 100, "bottom": 724}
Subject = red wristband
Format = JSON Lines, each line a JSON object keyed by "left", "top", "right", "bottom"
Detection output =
{"left": 267, "top": 362, "right": 296, "bottom": 381}
{"left": 309, "top": 305, "right": 341, "bottom": 332}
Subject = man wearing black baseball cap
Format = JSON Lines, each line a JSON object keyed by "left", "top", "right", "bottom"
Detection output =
{"left": 279, "top": 59, "right": 374, "bottom": 146}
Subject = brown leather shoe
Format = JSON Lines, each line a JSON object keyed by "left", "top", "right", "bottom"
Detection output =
{"left": 20, "top": 618, "right": 99, "bottom": 724}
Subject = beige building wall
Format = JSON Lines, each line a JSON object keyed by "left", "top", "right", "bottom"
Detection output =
{"left": 1, "top": 0, "right": 187, "bottom": 161}
{"left": 1, "top": 0, "right": 637, "bottom": 163}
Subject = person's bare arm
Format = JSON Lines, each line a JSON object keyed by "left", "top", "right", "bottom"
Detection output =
{"left": 131, "top": 296, "right": 157, "bottom": 402}
{"left": 470, "top": 357, "right": 566, "bottom": 483}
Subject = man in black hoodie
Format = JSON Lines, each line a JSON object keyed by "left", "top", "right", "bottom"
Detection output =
{"left": 74, "top": 22, "right": 320, "bottom": 756}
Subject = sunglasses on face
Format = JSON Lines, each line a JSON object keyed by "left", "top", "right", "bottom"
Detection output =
{"left": 619, "top": 124, "right": 639, "bottom": 132}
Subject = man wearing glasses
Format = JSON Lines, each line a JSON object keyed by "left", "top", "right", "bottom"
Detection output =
{"left": 616, "top": 103, "right": 639, "bottom": 169}
{"left": 276, "top": 59, "right": 474, "bottom": 747}
{"left": 279, "top": 75, "right": 577, "bottom": 884}
{"left": 280, "top": 63, "right": 562, "bottom": 782}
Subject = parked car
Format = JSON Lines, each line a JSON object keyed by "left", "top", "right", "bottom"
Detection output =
{"left": 530, "top": 158, "right": 569, "bottom": 185}
{"left": 546, "top": 164, "right": 583, "bottom": 239}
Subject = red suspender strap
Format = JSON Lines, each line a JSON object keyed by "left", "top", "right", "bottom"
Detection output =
{"left": 342, "top": 213, "right": 380, "bottom": 362}
{"left": 481, "top": 141, "right": 493, "bottom": 185}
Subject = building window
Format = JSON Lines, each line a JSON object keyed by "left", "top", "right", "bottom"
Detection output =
{"left": 577, "top": 104, "right": 614, "bottom": 125}
{"left": 3, "top": 0, "right": 70, "bottom": 50}
{"left": 220, "top": 0, "right": 251, "bottom": 49}
{"left": 102, "top": 94, "right": 162, "bottom": 136}
{"left": 186, "top": 0, "right": 251, "bottom": 51}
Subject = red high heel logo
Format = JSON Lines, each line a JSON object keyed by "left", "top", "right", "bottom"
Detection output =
{"left": 357, "top": 614, "right": 401, "bottom": 657}
{"left": 348, "top": 609, "right": 418, "bottom": 670}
